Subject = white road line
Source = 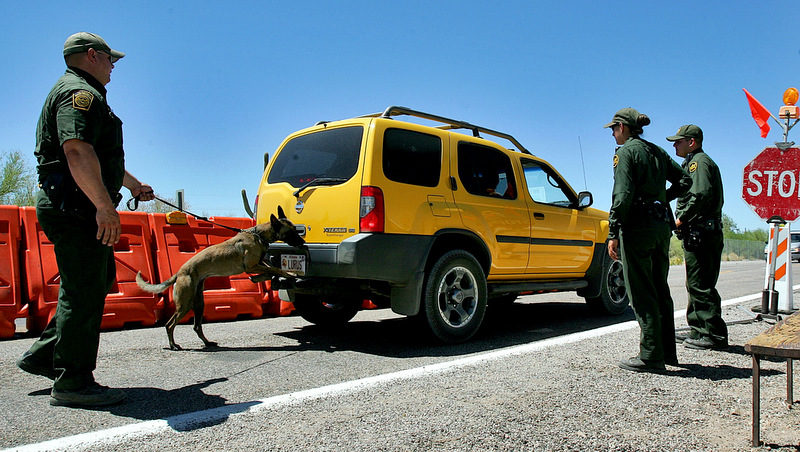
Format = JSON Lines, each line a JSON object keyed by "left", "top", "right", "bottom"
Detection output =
{"left": 3, "top": 289, "right": 782, "bottom": 452}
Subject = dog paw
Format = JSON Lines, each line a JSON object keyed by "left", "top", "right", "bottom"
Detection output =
{"left": 203, "top": 342, "right": 218, "bottom": 349}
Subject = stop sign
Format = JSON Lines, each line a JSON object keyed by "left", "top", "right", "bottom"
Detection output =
{"left": 742, "top": 147, "right": 800, "bottom": 221}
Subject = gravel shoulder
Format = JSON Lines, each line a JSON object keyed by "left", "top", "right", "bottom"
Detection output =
{"left": 68, "top": 299, "right": 799, "bottom": 452}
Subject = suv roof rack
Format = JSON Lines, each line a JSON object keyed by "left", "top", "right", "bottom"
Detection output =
{"left": 362, "top": 106, "right": 532, "bottom": 155}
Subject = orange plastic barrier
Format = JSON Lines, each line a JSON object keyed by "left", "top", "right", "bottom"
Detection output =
{"left": 0, "top": 206, "right": 22, "bottom": 338}
{"left": 102, "top": 212, "right": 161, "bottom": 329}
{"left": 20, "top": 206, "right": 58, "bottom": 333}
{"left": 19, "top": 208, "right": 162, "bottom": 333}
{"left": 261, "top": 280, "right": 295, "bottom": 317}
{"left": 148, "top": 214, "right": 264, "bottom": 323}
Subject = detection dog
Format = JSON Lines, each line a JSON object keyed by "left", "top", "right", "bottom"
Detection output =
{"left": 136, "top": 207, "right": 305, "bottom": 350}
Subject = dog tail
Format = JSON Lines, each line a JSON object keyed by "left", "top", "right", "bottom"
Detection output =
{"left": 135, "top": 272, "right": 178, "bottom": 294}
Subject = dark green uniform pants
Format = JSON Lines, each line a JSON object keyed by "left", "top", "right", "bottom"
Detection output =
{"left": 684, "top": 229, "right": 727, "bottom": 344}
{"left": 620, "top": 224, "right": 677, "bottom": 364}
{"left": 25, "top": 193, "right": 115, "bottom": 391}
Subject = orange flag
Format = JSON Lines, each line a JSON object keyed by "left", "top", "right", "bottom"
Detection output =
{"left": 743, "top": 88, "right": 772, "bottom": 138}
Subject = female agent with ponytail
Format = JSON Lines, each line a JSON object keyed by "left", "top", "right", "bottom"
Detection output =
{"left": 604, "top": 108, "right": 691, "bottom": 373}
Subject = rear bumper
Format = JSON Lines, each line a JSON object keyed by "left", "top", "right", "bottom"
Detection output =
{"left": 268, "top": 233, "right": 433, "bottom": 285}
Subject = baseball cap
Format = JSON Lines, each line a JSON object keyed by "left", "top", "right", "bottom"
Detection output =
{"left": 603, "top": 107, "right": 640, "bottom": 128}
{"left": 63, "top": 32, "right": 125, "bottom": 62}
{"left": 666, "top": 124, "right": 703, "bottom": 142}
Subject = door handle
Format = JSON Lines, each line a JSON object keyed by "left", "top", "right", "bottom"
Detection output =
{"left": 533, "top": 212, "right": 545, "bottom": 219}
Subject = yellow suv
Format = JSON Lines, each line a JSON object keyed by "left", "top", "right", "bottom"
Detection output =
{"left": 251, "top": 107, "right": 627, "bottom": 343}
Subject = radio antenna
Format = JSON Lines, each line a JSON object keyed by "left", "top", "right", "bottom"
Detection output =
{"left": 578, "top": 136, "right": 588, "bottom": 190}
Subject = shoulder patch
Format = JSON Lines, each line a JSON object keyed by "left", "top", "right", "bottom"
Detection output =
{"left": 613, "top": 154, "right": 619, "bottom": 168}
{"left": 72, "top": 90, "right": 94, "bottom": 111}
{"left": 688, "top": 161, "right": 698, "bottom": 173}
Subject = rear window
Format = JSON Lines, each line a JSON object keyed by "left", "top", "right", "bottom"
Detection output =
{"left": 382, "top": 128, "right": 442, "bottom": 187}
{"left": 268, "top": 126, "right": 363, "bottom": 187}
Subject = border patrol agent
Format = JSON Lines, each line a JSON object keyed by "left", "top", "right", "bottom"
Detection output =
{"left": 667, "top": 125, "right": 727, "bottom": 350}
{"left": 605, "top": 108, "right": 692, "bottom": 373}
{"left": 16, "top": 32, "right": 155, "bottom": 407}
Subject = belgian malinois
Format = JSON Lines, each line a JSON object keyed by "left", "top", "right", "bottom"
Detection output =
{"left": 136, "top": 207, "right": 304, "bottom": 350}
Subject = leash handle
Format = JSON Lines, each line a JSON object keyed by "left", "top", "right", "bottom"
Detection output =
{"left": 126, "top": 187, "right": 156, "bottom": 211}
{"left": 126, "top": 196, "right": 140, "bottom": 211}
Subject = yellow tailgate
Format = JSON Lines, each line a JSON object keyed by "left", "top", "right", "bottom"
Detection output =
{"left": 255, "top": 121, "right": 368, "bottom": 243}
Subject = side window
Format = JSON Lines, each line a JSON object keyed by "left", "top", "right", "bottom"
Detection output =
{"left": 383, "top": 128, "right": 441, "bottom": 187}
{"left": 522, "top": 159, "right": 574, "bottom": 207}
{"left": 457, "top": 142, "right": 517, "bottom": 199}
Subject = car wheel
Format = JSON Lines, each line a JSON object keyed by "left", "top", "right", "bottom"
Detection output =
{"left": 292, "top": 294, "right": 359, "bottom": 327}
{"left": 585, "top": 256, "right": 629, "bottom": 315}
{"left": 422, "top": 250, "right": 487, "bottom": 343}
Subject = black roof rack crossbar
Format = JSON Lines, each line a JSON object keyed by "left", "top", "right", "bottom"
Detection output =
{"left": 367, "top": 106, "right": 532, "bottom": 155}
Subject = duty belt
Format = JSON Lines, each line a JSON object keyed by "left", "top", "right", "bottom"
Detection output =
{"left": 689, "top": 217, "right": 722, "bottom": 231}
{"left": 632, "top": 199, "right": 670, "bottom": 223}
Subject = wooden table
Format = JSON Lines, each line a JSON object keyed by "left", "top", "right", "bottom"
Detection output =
{"left": 744, "top": 312, "right": 799, "bottom": 447}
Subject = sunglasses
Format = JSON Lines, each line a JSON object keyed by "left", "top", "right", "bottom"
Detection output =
{"left": 95, "top": 50, "right": 115, "bottom": 64}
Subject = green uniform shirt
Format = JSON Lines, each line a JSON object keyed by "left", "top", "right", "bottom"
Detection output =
{"left": 34, "top": 67, "right": 125, "bottom": 210}
{"left": 608, "top": 137, "right": 691, "bottom": 240}
{"left": 675, "top": 149, "right": 723, "bottom": 223}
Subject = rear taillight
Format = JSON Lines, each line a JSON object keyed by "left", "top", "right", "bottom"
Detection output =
{"left": 360, "top": 186, "right": 384, "bottom": 233}
{"left": 253, "top": 194, "right": 260, "bottom": 223}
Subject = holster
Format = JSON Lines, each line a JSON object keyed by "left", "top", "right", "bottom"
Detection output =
{"left": 677, "top": 225, "right": 702, "bottom": 252}
{"left": 677, "top": 218, "right": 721, "bottom": 252}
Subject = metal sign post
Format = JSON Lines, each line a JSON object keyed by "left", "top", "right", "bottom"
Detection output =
{"left": 762, "top": 217, "right": 785, "bottom": 315}
{"left": 763, "top": 221, "right": 796, "bottom": 314}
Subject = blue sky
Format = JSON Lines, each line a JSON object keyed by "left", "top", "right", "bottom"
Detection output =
{"left": 3, "top": 0, "right": 799, "bottom": 232}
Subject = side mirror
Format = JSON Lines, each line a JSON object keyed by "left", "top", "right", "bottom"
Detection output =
{"left": 577, "top": 191, "right": 593, "bottom": 209}
{"left": 263, "top": 152, "right": 270, "bottom": 170}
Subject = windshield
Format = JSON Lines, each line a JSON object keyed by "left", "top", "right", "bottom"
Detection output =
{"left": 268, "top": 126, "right": 363, "bottom": 187}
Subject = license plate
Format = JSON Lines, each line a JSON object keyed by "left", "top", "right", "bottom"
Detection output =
{"left": 281, "top": 254, "right": 306, "bottom": 275}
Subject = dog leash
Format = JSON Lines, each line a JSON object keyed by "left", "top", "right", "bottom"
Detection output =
{"left": 127, "top": 194, "right": 244, "bottom": 233}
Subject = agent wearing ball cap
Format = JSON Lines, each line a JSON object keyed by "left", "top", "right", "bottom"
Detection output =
{"left": 17, "top": 32, "right": 155, "bottom": 408}
{"left": 668, "top": 124, "right": 727, "bottom": 350}
{"left": 604, "top": 107, "right": 691, "bottom": 373}
{"left": 63, "top": 31, "right": 126, "bottom": 61}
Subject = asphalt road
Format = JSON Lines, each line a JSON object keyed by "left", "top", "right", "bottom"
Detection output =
{"left": 1, "top": 260, "right": 797, "bottom": 451}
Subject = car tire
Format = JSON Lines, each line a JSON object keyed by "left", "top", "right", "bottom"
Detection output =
{"left": 585, "top": 255, "right": 629, "bottom": 315}
{"left": 292, "top": 294, "right": 359, "bottom": 327}
{"left": 421, "top": 250, "right": 488, "bottom": 343}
